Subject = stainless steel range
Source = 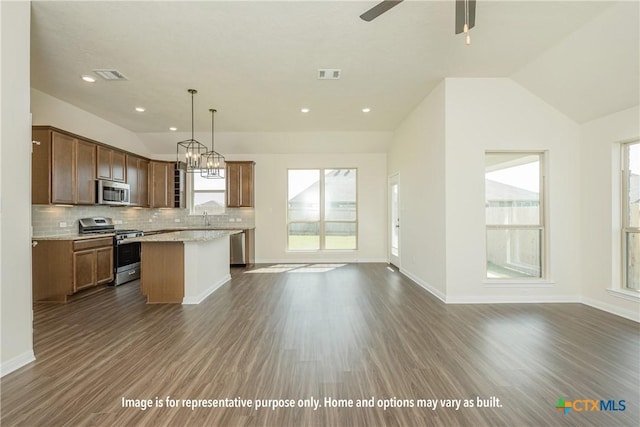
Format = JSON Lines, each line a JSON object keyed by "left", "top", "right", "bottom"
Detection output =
{"left": 79, "top": 217, "right": 144, "bottom": 286}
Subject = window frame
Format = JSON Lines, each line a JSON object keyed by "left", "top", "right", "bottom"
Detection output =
{"left": 188, "top": 171, "right": 226, "bottom": 215}
{"left": 485, "top": 151, "right": 547, "bottom": 281}
{"left": 286, "top": 168, "right": 358, "bottom": 252}
{"left": 622, "top": 140, "right": 640, "bottom": 292}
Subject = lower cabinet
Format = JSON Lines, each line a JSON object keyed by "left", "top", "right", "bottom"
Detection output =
{"left": 33, "top": 237, "right": 114, "bottom": 302}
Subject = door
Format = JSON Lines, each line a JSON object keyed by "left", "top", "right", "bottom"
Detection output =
{"left": 389, "top": 173, "right": 400, "bottom": 268}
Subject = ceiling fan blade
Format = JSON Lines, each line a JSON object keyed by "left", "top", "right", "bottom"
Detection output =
{"left": 360, "top": 0, "right": 403, "bottom": 22}
{"left": 455, "top": 0, "right": 476, "bottom": 34}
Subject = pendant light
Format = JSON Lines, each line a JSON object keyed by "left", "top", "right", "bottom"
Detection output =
{"left": 200, "top": 108, "right": 226, "bottom": 179}
{"left": 176, "top": 89, "right": 208, "bottom": 172}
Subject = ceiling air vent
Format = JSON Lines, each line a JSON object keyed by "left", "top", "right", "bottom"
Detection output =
{"left": 317, "top": 69, "right": 341, "bottom": 80}
{"left": 93, "top": 69, "right": 128, "bottom": 81}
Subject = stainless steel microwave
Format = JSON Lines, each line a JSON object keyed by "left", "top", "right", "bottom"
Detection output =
{"left": 96, "top": 179, "right": 130, "bottom": 205}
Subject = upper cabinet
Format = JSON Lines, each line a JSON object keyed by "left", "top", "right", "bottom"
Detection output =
{"left": 226, "top": 161, "right": 255, "bottom": 207}
{"left": 126, "top": 155, "right": 149, "bottom": 207}
{"left": 97, "top": 146, "right": 126, "bottom": 182}
{"left": 149, "top": 161, "right": 174, "bottom": 208}
{"left": 32, "top": 127, "right": 96, "bottom": 205}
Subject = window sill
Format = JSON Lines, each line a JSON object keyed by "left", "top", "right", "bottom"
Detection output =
{"left": 606, "top": 288, "right": 640, "bottom": 302}
{"left": 483, "top": 280, "right": 555, "bottom": 288}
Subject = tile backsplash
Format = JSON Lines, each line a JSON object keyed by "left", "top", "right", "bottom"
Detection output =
{"left": 32, "top": 205, "right": 255, "bottom": 237}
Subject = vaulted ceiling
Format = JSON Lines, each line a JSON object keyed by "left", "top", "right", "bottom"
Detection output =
{"left": 30, "top": 1, "right": 639, "bottom": 134}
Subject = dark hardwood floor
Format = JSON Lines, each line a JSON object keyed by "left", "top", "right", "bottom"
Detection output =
{"left": 1, "top": 263, "right": 638, "bottom": 426}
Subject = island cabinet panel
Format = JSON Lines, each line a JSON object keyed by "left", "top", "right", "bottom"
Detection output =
{"left": 226, "top": 161, "right": 255, "bottom": 207}
{"left": 97, "top": 146, "right": 126, "bottom": 182}
{"left": 33, "top": 237, "right": 113, "bottom": 302}
{"left": 149, "top": 161, "right": 174, "bottom": 208}
{"left": 32, "top": 127, "right": 98, "bottom": 205}
{"left": 140, "top": 242, "right": 184, "bottom": 303}
{"left": 126, "top": 155, "right": 150, "bottom": 207}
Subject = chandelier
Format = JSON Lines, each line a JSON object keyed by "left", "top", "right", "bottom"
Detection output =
{"left": 200, "top": 109, "right": 225, "bottom": 179}
{"left": 176, "top": 89, "right": 208, "bottom": 172}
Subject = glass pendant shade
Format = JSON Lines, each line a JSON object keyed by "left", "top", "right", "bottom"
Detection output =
{"left": 200, "top": 108, "right": 226, "bottom": 179}
{"left": 176, "top": 89, "right": 208, "bottom": 172}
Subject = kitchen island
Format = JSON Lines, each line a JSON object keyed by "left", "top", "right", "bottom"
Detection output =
{"left": 129, "top": 229, "right": 241, "bottom": 304}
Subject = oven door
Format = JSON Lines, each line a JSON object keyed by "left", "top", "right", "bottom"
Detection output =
{"left": 113, "top": 240, "right": 141, "bottom": 286}
{"left": 116, "top": 240, "right": 141, "bottom": 270}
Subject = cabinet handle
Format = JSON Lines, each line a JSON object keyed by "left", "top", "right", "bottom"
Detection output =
{"left": 32, "top": 241, "right": 38, "bottom": 247}
{"left": 128, "top": 270, "right": 137, "bottom": 275}
{"left": 32, "top": 140, "right": 41, "bottom": 146}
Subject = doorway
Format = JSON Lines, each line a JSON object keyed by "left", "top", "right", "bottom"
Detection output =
{"left": 389, "top": 173, "right": 400, "bottom": 268}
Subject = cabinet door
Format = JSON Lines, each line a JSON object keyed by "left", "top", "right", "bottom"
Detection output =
{"left": 32, "top": 128, "right": 52, "bottom": 204}
{"left": 95, "top": 246, "right": 114, "bottom": 285}
{"left": 96, "top": 146, "right": 112, "bottom": 180}
{"left": 112, "top": 150, "right": 126, "bottom": 182}
{"left": 76, "top": 140, "right": 96, "bottom": 204}
{"left": 51, "top": 132, "right": 76, "bottom": 204}
{"left": 150, "top": 161, "right": 169, "bottom": 208}
{"left": 239, "top": 162, "right": 254, "bottom": 207}
{"left": 138, "top": 159, "right": 149, "bottom": 207}
{"left": 126, "top": 155, "right": 139, "bottom": 205}
{"left": 73, "top": 249, "right": 96, "bottom": 292}
{"left": 226, "top": 161, "right": 255, "bottom": 207}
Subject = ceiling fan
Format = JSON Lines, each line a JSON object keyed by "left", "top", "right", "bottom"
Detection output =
{"left": 360, "top": 0, "right": 476, "bottom": 44}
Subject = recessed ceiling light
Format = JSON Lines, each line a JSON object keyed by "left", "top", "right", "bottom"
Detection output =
{"left": 362, "top": 108, "right": 371, "bottom": 113}
{"left": 135, "top": 107, "right": 145, "bottom": 112}
{"left": 81, "top": 75, "right": 96, "bottom": 83}
{"left": 301, "top": 108, "right": 310, "bottom": 113}
{"left": 169, "top": 127, "right": 177, "bottom": 131}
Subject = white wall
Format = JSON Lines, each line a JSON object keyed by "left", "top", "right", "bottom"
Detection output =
{"left": 222, "top": 152, "right": 388, "bottom": 263}
{"left": 388, "top": 81, "right": 447, "bottom": 300}
{"left": 580, "top": 106, "right": 640, "bottom": 322}
{"left": 444, "top": 78, "right": 582, "bottom": 303}
{"left": 1, "top": 1, "right": 35, "bottom": 376}
{"left": 31, "top": 88, "right": 151, "bottom": 157}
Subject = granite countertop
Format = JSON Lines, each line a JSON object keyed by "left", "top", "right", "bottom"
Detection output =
{"left": 32, "top": 225, "right": 254, "bottom": 240}
{"left": 32, "top": 233, "right": 115, "bottom": 241}
{"left": 142, "top": 225, "right": 255, "bottom": 233}
{"left": 127, "top": 229, "right": 242, "bottom": 243}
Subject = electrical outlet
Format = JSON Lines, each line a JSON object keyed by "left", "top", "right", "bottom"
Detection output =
{"left": 148, "top": 219, "right": 153, "bottom": 222}
{"left": 236, "top": 218, "right": 241, "bottom": 222}
{"left": 174, "top": 218, "right": 180, "bottom": 223}
{"left": 114, "top": 220, "right": 123, "bottom": 225}
{"left": 59, "top": 222, "right": 67, "bottom": 228}
{"left": 229, "top": 218, "right": 236, "bottom": 222}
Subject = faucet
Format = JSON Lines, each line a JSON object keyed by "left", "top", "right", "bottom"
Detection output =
{"left": 203, "top": 211, "right": 210, "bottom": 226}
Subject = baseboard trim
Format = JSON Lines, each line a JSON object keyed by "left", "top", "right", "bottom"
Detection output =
{"left": 182, "top": 274, "right": 230, "bottom": 305}
{"left": 1, "top": 350, "right": 35, "bottom": 377}
{"left": 400, "top": 269, "right": 446, "bottom": 303}
{"left": 445, "top": 295, "right": 581, "bottom": 304}
{"left": 581, "top": 296, "right": 640, "bottom": 322}
{"left": 255, "top": 258, "right": 387, "bottom": 264}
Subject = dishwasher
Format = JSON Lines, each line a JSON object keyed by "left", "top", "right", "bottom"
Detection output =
{"left": 230, "top": 231, "right": 246, "bottom": 266}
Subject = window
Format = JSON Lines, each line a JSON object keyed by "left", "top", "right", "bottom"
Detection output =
{"left": 623, "top": 141, "right": 640, "bottom": 291}
{"left": 485, "top": 152, "right": 545, "bottom": 279}
{"left": 190, "top": 172, "right": 225, "bottom": 215}
{"left": 287, "top": 169, "right": 357, "bottom": 251}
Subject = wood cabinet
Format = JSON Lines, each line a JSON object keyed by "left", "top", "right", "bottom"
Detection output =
{"left": 97, "top": 146, "right": 126, "bottom": 182}
{"left": 32, "top": 127, "right": 96, "bottom": 205}
{"left": 126, "top": 155, "right": 149, "bottom": 207}
{"left": 32, "top": 237, "right": 113, "bottom": 302}
{"left": 226, "top": 161, "right": 255, "bottom": 207}
{"left": 149, "top": 161, "right": 174, "bottom": 208}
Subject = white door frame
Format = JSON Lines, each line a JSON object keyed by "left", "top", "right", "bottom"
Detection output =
{"left": 388, "top": 173, "right": 400, "bottom": 268}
